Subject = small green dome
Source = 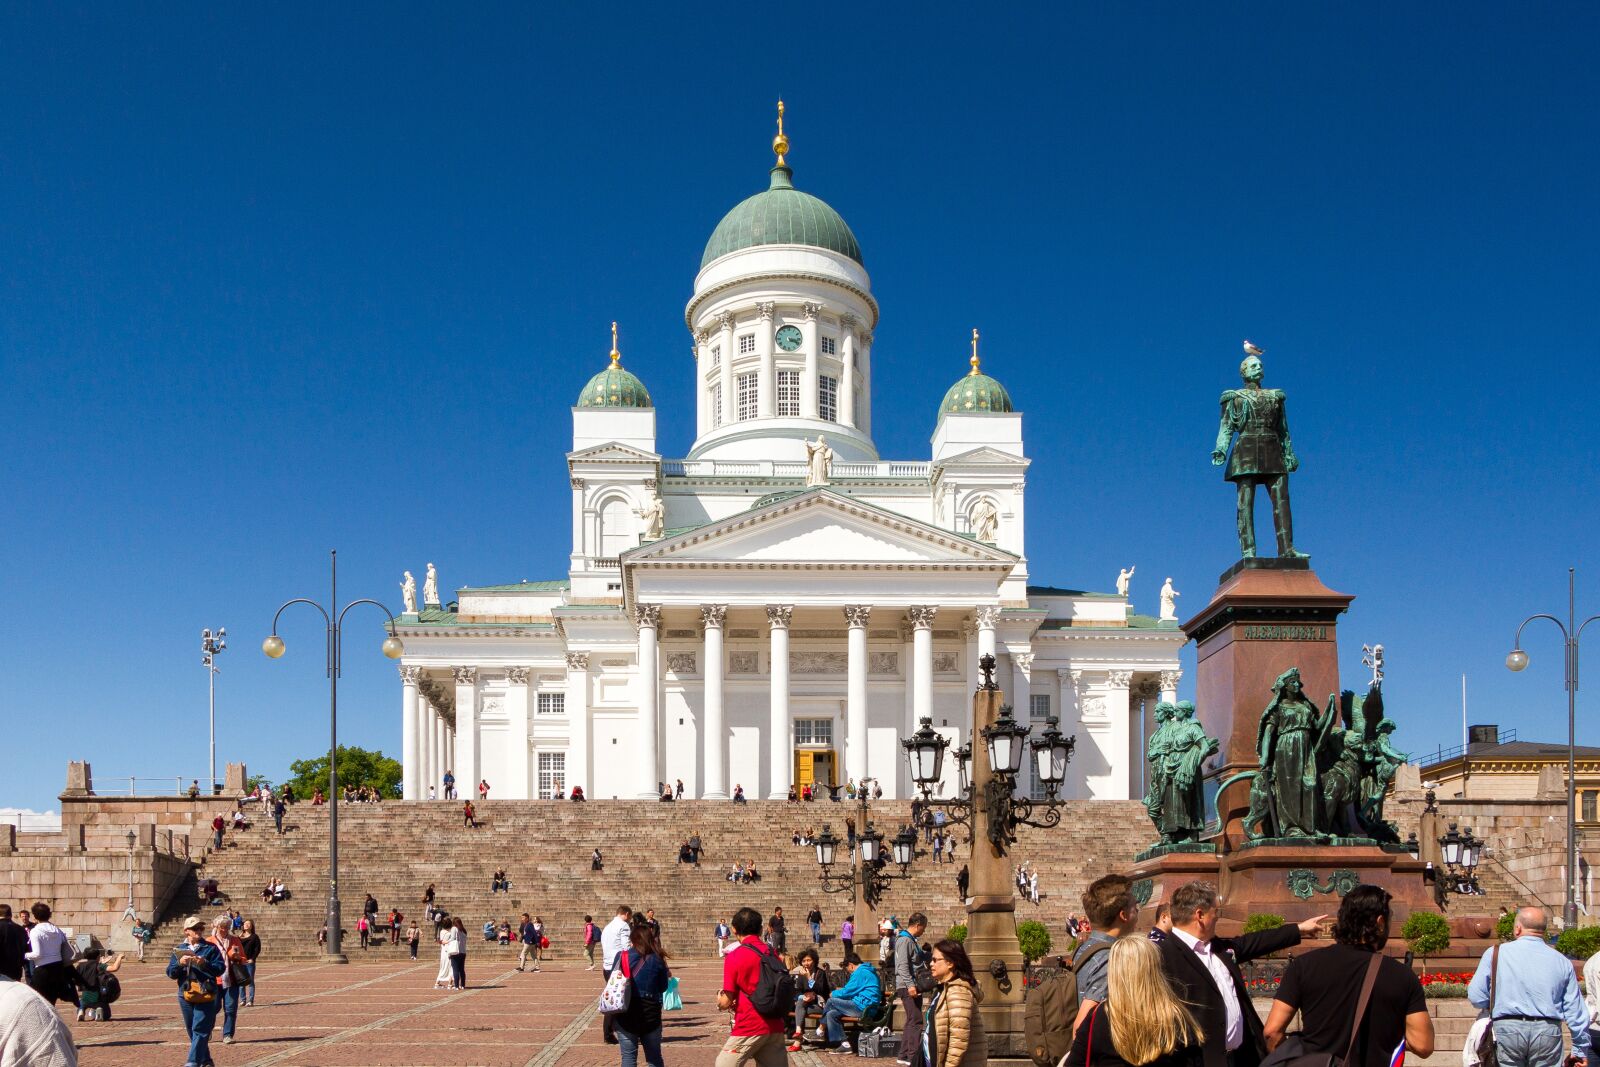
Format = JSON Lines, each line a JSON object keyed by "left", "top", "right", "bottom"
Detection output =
{"left": 701, "top": 165, "right": 863, "bottom": 269}
{"left": 940, "top": 371, "right": 1013, "bottom": 414}
{"left": 577, "top": 323, "right": 652, "bottom": 408}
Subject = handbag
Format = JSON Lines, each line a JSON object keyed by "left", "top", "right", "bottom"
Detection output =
{"left": 181, "top": 962, "right": 218, "bottom": 1006}
{"left": 662, "top": 975, "right": 683, "bottom": 1011}
{"left": 1474, "top": 945, "right": 1500, "bottom": 1067}
{"left": 1260, "top": 952, "right": 1384, "bottom": 1067}
{"left": 598, "top": 949, "right": 633, "bottom": 1014}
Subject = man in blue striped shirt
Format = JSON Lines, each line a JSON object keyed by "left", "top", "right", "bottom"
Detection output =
{"left": 1468, "top": 907, "right": 1589, "bottom": 1067}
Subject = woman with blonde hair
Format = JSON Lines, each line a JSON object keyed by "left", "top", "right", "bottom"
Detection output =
{"left": 925, "top": 938, "right": 986, "bottom": 1067}
{"left": 1065, "top": 937, "right": 1202, "bottom": 1067}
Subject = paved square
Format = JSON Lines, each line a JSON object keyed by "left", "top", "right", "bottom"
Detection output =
{"left": 67, "top": 955, "right": 836, "bottom": 1067}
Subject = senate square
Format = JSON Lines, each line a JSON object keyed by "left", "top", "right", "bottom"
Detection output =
{"left": 390, "top": 118, "right": 1186, "bottom": 805}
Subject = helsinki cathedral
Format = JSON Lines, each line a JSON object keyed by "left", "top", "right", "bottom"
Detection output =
{"left": 393, "top": 108, "right": 1184, "bottom": 802}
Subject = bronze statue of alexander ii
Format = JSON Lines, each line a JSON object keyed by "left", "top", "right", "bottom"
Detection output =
{"left": 1212, "top": 343, "right": 1307, "bottom": 560}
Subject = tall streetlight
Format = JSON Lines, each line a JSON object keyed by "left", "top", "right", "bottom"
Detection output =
{"left": 262, "top": 550, "right": 403, "bottom": 962}
{"left": 811, "top": 779, "right": 919, "bottom": 914}
{"left": 201, "top": 628, "right": 227, "bottom": 795}
{"left": 1506, "top": 567, "right": 1600, "bottom": 927}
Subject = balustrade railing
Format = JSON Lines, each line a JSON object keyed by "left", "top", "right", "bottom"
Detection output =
{"left": 660, "top": 458, "right": 931, "bottom": 479}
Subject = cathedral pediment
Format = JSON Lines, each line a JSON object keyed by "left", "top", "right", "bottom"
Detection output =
{"left": 567, "top": 443, "right": 661, "bottom": 464}
{"left": 624, "top": 489, "right": 1016, "bottom": 567}
{"left": 931, "top": 446, "right": 1030, "bottom": 469}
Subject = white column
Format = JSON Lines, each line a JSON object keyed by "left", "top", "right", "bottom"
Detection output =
{"left": 801, "top": 302, "right": 821, "bottom": 419}
{"left": 400, "top": 667, "right": 421, "bottom": 800}
{"left": 505, "top": 667, "right": 532, "bottom": 799}
{"left": 446, "top": 723, "right": 454, "bottom": 774}
{"left": 634, "top": 604, "right": 661, "bottom": 798}
{"left": 453, "top": 667, "right": 479, "bottom": 793}
{"left": 840, "top": 314, "right": 857, "bottom": 429}
{"left": 909, "top": 606, "right": 937, "bottom": 730}
{"left": 757, "top": 302, "right": 776, "bottom": 417}
{"left": 566, "top": 652, "right": 591, "bottom": 799}
{"left": 767, "top": 605, "right": 793, "bottom": 798}
{"left": 1011, "top": 653, "right": 1033, "bottom": 723}
{"left": 571, "top": 477, "right": 586, "bottom": 565}
{"left": 976, "top": 606, "right": 999, "bottom": 662}
{"left": 425, "top": 702, "right": 439, "bottom": 796}
{"left": 859, "top": 331, "right": 873, "bottom": 437}
{"left": 717, "top": 311, "right": 735, "bottom": 426}
{"left": 701, "top": 606, "right": 728, "bottom": 799}
{"left": 1159, "top": 669, "right": 1181, "bottom": 705}
{"left": 694, "top": 330, "right": 710, "bottom": 436}
{"left": 845, "top": 606, "right": 871, "bottom": 785}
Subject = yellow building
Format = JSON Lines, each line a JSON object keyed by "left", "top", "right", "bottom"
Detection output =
{"left": 1418, "top": 724, "right": 1600, "bottom": 820}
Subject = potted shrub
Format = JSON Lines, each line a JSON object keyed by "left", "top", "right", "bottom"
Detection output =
{"left": 1016, "top": 920, "right": 1053, "bottom": 963}
{"left": 1402, "top": 911, "right": 1451, "bottom": 969}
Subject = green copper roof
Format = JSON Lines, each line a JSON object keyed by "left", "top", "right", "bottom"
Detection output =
{"left": 940, "top": 371, "right": 1013, "bottom": 414}
{"left": 701, "top": 165, "right": 863, "bottom": 269}
{"left": 458, "top": 579, "right": 571, "bottom": 593}
{"left": 578, "top": 364, "right": 652, "bottom": 409}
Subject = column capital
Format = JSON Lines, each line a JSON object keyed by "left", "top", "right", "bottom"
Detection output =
{"left": 570, "top": 477, "right": 585, "bottom": 490}
{"left": 766, "top": 605, "right": 794, "bottom": 629}
{"left": 716, "top": 310, "right": 736, "bottom": 331}
{"left": 757, "top": 302, "right": 776, "bottom": 322}
{"left": 844, "top": 605, "right": 872, "bottom": 628}
{"left": 452, "top": 666, "right": 478, "bottom": 685}
{"left": 701, "top": 604, "right": 728, "bottom": 629}
{"left": 908, "top": 605, "right": 939, "bottom": 630}
{"left": 565, "top": 651, "right": 590, "bottom": 671}
{"left": 1062, "top": 668, "right": 1082, "bottom": 689}
{"left": 859, "top": 329, "right": 874, "bottom": 347}
{"left": 634, "top": 603, "right": 662, "bottom": 630}
{"left": 802, "top": 301, "right": 822, "bottom": 321}
{"left": 1014, "top": 652, "right": 1034, "bottom": 672}
{"left": 506, "top": 666, "right": 532, "bottom": 685}
{"left": 840, "top": 312, "right": 858, "bottom": 332}
{"left": 1159, "top": 669, "right": 1183, "bottom": 691}
{"left": 399, "top": 665, "right": 424, "bottom": 685}
{"left": 975, "top": 605, "right": 1001, "bottom": 629}
{"left": 694, "top": 328, "right": 712, "bottom": 346}
{"left": 1106, "top": 669, "right": 1134, "bottom": 689}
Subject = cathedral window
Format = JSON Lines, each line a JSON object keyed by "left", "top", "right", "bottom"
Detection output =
{"left": 819, "top": 375, "right": 839, "bottom": 422}
{"left": 537, "top": 692, "right": 565, "bottom": 716}
{"left": 820, "top": 335, "right": 836, "bottom": 355}
{"left": 710, "top": 344, "right": 721, "bottom": 367}
{"left": 776, "top": 370, "right": 800, "bottom": 417}
{"left": 794, "top": 718, "right": 833, "bottom": 746}
{"left": 537, "top": 752, "right": 566, "bottom": 799}
{"left": 736, "top": 373, "right": 758, "bottom": 421}
{"left": 738, "top": 333, "right": 756, "bottom": 354}
{"left": 710, "top": 381, "right": 724, "bottom": 427}
{"left": 1029, "top": 694, "right": 1051, "bottom": 719}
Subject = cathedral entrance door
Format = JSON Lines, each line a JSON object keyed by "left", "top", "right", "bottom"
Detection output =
{"left": 795, "top": 750, "right": 836, "bottom": 792}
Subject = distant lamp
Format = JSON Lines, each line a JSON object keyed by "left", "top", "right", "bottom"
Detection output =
{"left": 1031, "top": 717, "right": 1075, "bottom": 790}
{"left": 262, "top": 634, "right": 286, "bottom": 659}
{"left": 1461, "top": 827, "right": 1484, "bottom": 871}
{"left": 890, "top": 827, "right": 917, "bottom": 867}
{"left": 1405, "top": 831, "right": 1420, "bottom": 858}
{"left": 126, "top": 830, "right": 136, "bottom": 850}
{"left": 981, "top": 704, "right": 1030, "bottom": 778}
{"left": 859, "top": 825, "right": 884, "bottom": 866}
{"left": 1440, "top": 823, "right": 1464, "bottom": 867}
{"left": 903, "top": 717, "right": 948, "bottom": 789}
{"left": 1506, "top": 648, "right": 1529, "bottom": 672}
{"left": 382, "top": 636, "right": 405, "bottom": 659}
{"left": 813, "top": 826, "right": 839, "bottom": 868}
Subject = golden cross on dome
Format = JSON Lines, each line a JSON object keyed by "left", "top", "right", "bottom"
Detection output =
{"left": 970, "top": 328, "right": 981, "bottom": 376}
{"left": 773, "top": 99, "right": 789, "bottom": 166}
{"left": 610, "top": 321, "right": 621, "bottom": 366}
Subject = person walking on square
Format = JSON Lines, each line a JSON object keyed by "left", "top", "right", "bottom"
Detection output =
{"left": 715, "top": 907, "right": 789, "bottom": 1067}
{"left": 602, "top": 906, "right": 635, "bottom": 1044}
{"left": 925, "top": 938, "right": 986, "bottom": 1067}
{"left": 1468, "top": 906, "right": 1588, "bottom": 1067}
{"left": 240, "top": 919, "right": 261, "bottom": 1007}
{"left": 23, "top": 903, "right": 73, "bottom": 1007}
{"left": 894, "top": 913, "right": 931, "bottom": 1066}
{"left": 840, "top": 916, "right": 854, "bottom": 957}
{"left": 168, "top": 915, "right": 224, "bottom": 1067}
{"left": 1158, "top": 881, "right": 1323, "bottom": 1067}
{"left": 518, "top": 913, "right": 537, "bottom": 973}
{"left": 434, "top": 923, "right": 454, "bottom": 989}
{"left": 0, "top": 904, "right": 28, "bottom": 981}
{"left": 615, "top": 920, "right": 672, "bottom": 1067}
{"left": 406, "top": 920, "right": 421, "bottom": 960}
{"left": 446, "top": 918, "right": 468, "bottom": 989}
{"left": 807, "top": 906, "right": 823, "bottom": 947}
{"left": 208, "top": 914, "right": 247, "bottom": 1044}
{"left": 1264, "top": 884, "right": 1433, "bottom": 1067}
{"left": 584, "top": 915, "right": 600, "bottom": 970}
{"left": 716, "top": 918, "right": 732, "bottom": 956}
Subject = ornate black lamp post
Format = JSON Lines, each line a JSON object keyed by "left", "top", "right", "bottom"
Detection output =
{"left": 811, "top": 783, "right": 918, "bottom": 910}
{"left": 1437, "top": 822, "right": 1484, "bottom": 897}
{"left": 261, "top": 550, "right": 403, "bottom": 963}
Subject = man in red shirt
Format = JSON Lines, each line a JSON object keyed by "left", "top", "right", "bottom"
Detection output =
{"left": 716, "top": 907, "right": 788, "bottom": 1067}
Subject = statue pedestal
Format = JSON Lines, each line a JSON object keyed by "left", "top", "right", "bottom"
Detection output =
{"left": 1182, "top": 561, "right": 1353, "bottom": 848}
{"left": 1220, "top": 842, "right": 1435, "bottom": 927}
{"left": 1129, "top": 846, "right": 1223, "bottom": 912}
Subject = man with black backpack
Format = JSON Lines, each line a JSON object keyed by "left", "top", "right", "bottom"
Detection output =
{"left": 715, "top": 906, "right": 792, "bottom": 1067}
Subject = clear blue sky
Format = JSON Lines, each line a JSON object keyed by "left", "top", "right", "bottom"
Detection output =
{"left": 3, "top": 5, "right": 1596, "bottom": 813}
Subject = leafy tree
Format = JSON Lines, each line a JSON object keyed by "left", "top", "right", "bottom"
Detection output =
{"left": 1402, "top": 911, "right": 1451, "bottom": 966}
{"left": 285, "top": 745, "right": 402, "bottom": 799}
{"left": 1555, "top": 925, "right": 1600, "bottom": 959}
{"left": 244, "top": 774, "right": 273, "bottom": 794}
{"left": 1495, "top": 912, "right": 1516, "bottom": 941}
{"left": 1016, "top": 919, "right": 1053, "bottom": 962}
{"left": 947, "top": 924, "right": 967, "bottom": 944}
{"left": 1243, "top": 913, "right": 1285, "bottom": 934}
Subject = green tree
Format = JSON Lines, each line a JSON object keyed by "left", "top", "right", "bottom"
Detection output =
{"left": 1402, "top": 911, "right": 1451, "bottom": 966}
{"left": 1555, "top": 925, "right": 1600, "bottom": 959}
{"left": 1495, "top": 912, "right": 1516, "bottom": 941}
{"left": 1016, "top": 919, "right": 1053, "bottom": 962}
{"left": 286, "top": 745, "right": 402, "bottom": 799}
{"left": 1243, "top": 913, "right": 1285, "bottom": 934}
{"left": 947, "top": 923, "right": 967, "bottom": 944}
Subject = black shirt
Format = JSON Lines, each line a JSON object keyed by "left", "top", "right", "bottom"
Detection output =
{"left": 1066, "top": 1004, "right": 1204, "bottom": 1067}
{"left": 1274, "top": 945, "right": 1425, "bottom": 1067}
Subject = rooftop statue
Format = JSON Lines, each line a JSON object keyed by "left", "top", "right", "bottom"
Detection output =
{"left": 1116, "top": 566, "right": 1135, "bottom": 598}
{"left": 805, "top": 435, "right": 834, "bottom": 487}
{"left": 423, "top": 563, "right": 440, "bottom": 608}
{"left": 971, "top": 497, "right": 999, "bottom": 543}
{"left": 1159, "top": 578, "right": 1180, "bottom": 622}
{"left": 1212, "top": 342, "right": 1308, "bottom": 560}
{"left": 636, "top": 490, "right": 666, "bottom": 541}
{"left": 400, "top": 570, "right": 417, "bottom": 614}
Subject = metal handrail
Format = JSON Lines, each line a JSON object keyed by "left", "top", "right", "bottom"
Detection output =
{"left": 1420, "top": 730, "right": 1519, "bottom": 767}
{"left": 84, "top": 776, "right": 220, "bottom": 798}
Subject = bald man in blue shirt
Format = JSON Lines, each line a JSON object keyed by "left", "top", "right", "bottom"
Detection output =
{"left": 1468, "top": 907, "right": 1589, "bottom": 1067}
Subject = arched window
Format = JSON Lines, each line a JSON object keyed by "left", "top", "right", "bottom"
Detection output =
{"left": 598, "top": 498, "right": 635, "bottom": 557}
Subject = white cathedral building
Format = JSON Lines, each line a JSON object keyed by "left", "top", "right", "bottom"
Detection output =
{"left": 393, "top": 117, "right": 1185, "bottom": 802}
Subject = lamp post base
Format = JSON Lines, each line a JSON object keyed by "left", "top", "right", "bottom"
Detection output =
{"left": 320, "top": 951, "right": 349, "bottom": 964}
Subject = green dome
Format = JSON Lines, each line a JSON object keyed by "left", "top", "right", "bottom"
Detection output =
{"left": 940, "top": 370, "right": 1013, "bottom": 414}
{"left": 701, "top": 165, "right": 863, "bottom": 269}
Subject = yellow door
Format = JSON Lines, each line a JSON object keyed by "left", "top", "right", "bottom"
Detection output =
{"left": 795, "top": 750, "right": 815, "bottom": 788}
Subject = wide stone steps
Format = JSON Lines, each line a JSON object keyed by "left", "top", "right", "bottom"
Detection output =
{"left": 158, "top": 799, "right": 1152, "bottom": 959}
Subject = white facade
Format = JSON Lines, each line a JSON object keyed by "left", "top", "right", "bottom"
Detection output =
{"left": 393, "top": 145, "right": 1185, "bottom": 803}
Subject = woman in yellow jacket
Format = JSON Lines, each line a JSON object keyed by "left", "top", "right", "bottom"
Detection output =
{"left": 924, "top": 938, "right": 987, "bottom": 1067}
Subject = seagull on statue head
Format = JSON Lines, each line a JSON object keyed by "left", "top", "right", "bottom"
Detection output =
{"left": 1242, "top": 340, "right": 1265, "bottom": 357}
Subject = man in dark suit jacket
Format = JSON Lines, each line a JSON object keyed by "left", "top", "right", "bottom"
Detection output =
{"left": 0, "top": 904, "right": 27, "bottom": 980}
{"left": 1160, "top": 882, "right": 1327, "bottom": 1067}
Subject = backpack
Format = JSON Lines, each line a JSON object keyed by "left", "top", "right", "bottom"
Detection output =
{"left": 738, "top": 941, "right": 796, "bottom": 1019}
{"left": 1024, "top": 942, "right": 1110, "bottom": 1067}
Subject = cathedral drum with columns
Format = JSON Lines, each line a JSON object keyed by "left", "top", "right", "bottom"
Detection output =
{"left": 392, "top": 109, "right": 1186, "bottom": 802}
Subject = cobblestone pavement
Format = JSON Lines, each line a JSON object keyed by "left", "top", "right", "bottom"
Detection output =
{"left": 67, "top": 956, "right": 832, "bottom": 1067}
